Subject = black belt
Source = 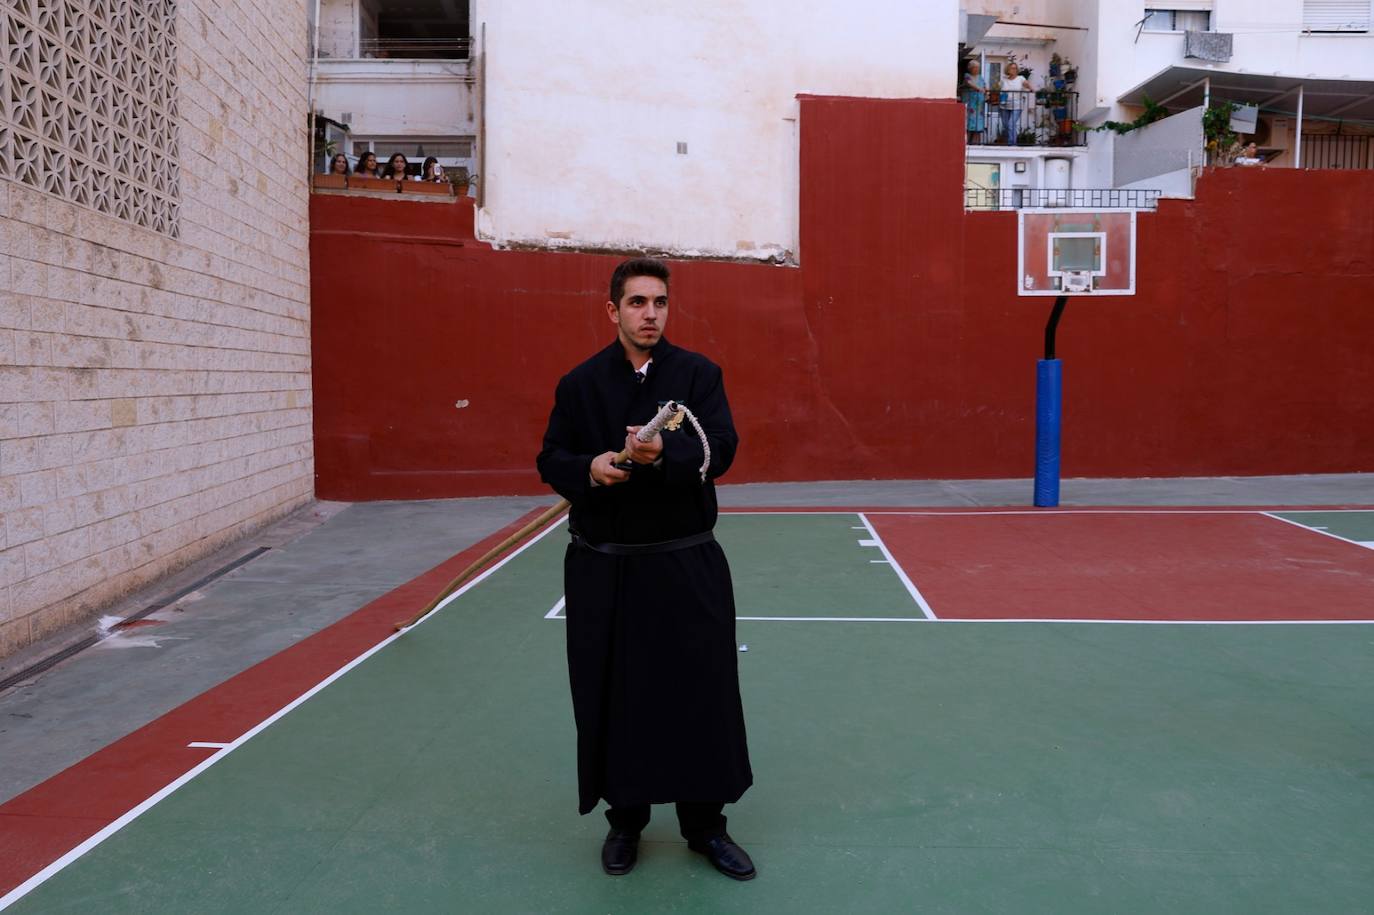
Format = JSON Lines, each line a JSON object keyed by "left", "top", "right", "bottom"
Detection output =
{"left": 570, "top": 529, "right": 715, "bottom": 555}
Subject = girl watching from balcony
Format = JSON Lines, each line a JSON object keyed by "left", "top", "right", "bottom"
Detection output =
{"left": 421, "top": 156, "right": 445, "bottom": 182}
{"left": 382, "top": 153, "right": 411, "bottom": 180}
{"left": 354, "top": 151, "right": 381, "bottom": 178}
{"left": 327, "top": 153, "right": 350, "bottom": 176}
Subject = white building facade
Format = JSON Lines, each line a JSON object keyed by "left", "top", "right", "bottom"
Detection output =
{"left": 963, "top": 0, "right": 1374, "bottom": 204}
{"left": 472, "top": 0, "right": 958, "bottom": 262}
{"left": 312, "top": 0, "right": 478, "bottom": 181}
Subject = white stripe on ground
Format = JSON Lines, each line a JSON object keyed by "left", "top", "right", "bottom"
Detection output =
{"left": 1260, "top": 511, "right": 1374, "bottom": 550}
{"left": 0, "top": 512, "right": 571, "bottom": 911}
{"left": 858, "top": 512, "right": 937, "bottom": 621}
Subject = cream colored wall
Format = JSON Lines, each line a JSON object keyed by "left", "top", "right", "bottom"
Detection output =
{"left": 474, "top": 0, "right": 958, "bottom": 261}
{"left": 0, "top": 0, "right": 314, "bottom": 657}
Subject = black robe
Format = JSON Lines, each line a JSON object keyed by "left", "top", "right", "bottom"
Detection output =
{"left": 536, "top": 337, "right": 752, "bottom": 814}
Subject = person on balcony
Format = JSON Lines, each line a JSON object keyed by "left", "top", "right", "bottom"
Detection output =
{"left": 325, "top": 153, "right": 350, "bottom": 176}
{"left": 1001, "top": 62, "right": 1029, "bottom": 145}
{"left": 420, "top": 156, "right": 446, "bottom": 183}
{"left": 963, "top": 60, "right": 986, "bottom": 145}
{"left": 382, "top": 152, "right": 411, "bottom": 181}
{"left": 354, "top": 151, "right": 381, "bottom": 178}
{"left": 1235, "top": 142, "right": 1263, "bottom": 166}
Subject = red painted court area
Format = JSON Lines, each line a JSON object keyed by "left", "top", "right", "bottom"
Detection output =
{"left": 868, "top": 511, "right": 1374, "bottom": 622}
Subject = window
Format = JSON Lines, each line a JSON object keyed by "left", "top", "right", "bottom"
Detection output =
{"left": 1302, "top": 1, "right": 1372, "bottom": 32}
{"left": 1143, "top": 9, "right": 1212, "bottom": 31}
{"left": 360, "top": 0, "right": 471, "bottom": 59}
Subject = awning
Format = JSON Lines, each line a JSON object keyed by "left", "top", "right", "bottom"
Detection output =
{"left": 1118, "top": 65, "right": 1374, "bottom": 123}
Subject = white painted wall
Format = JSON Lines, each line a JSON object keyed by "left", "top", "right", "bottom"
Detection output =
{"left": 313, "top": 0, "right": 477, "bottom": 171}
{"left": 475, "top": 0, "right": 957, "bottom": 261}
{"left": 1087, "top": 1, "right": 1374, "bottom": 123}
{"left": 313, "top": 60, "right": 478, "bottom": 146}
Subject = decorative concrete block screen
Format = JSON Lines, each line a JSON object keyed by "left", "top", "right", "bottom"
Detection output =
{"left": 0, "top": 0, "right": 180, "bottom": 236}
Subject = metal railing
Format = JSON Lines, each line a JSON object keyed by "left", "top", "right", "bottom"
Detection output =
{"left": 1300, "top": 135, "right": 1371, "bottom": 170}
{"left": 960, "top": 89, "right": 1084, "bottom": 147}
{"left": 359, "top": 37, "right": 472, "bottom": 60}
{"left": 964, "top": 188, "right": 1162, "bottom": 210}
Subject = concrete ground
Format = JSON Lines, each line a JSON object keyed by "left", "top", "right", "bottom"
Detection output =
{"left": 2, "top": 473, "right": 1371, "bottom": 806}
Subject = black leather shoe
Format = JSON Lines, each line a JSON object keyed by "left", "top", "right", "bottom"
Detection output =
{"left": 688, "top": 833, "right": 757, "bottom": 880}
{"left": 601, "top": 829, "right": 640, "bottom": 875}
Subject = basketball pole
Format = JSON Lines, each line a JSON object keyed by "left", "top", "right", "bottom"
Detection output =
{"left": 1034, "top": 295, "right": 1068, "bottom": 508}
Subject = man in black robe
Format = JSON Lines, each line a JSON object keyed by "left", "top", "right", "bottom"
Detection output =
{"left": 536, "top": 257, "right": 755, "bottom": 880}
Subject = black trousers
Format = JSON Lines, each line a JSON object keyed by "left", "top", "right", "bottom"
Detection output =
{"left": 606, "top": 802, "right": 727, "bottom": 842}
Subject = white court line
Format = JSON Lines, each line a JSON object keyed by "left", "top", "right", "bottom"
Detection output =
{"left": 546, "top": 614, "right": 1374, "bottom": 625}
{"left": 186, "top": 742, "right": 230, "bottom": 750}
{"left": 1260, "top": 511, "right": 1374, "bottom": 550}
{"left": 936, "top": 617, "right": 1374, "bottom": 625}
{"left": 858, "top": 512, "right": 937, "bottom": 621}
{"left": 857, "top": 539, "right": 878, "bottom": 547}
{"left": 865, "top": 509, "right": 1273, "bottom": 516}
{"left": 0, "top": 511, "right": 571, "bottom": 912}
{"left": 738, "top": 616, "right": 928, "bottom": 622}
{"left": 545, "top": 597, "right": 566, "bottom": 619}
{"left": 869, "top": 559, "right": 891, "bottom": 564}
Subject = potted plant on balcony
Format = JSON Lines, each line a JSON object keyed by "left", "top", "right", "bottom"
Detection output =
{"left": 453, "top": 171, "right": 478, "bottom": 197}
{"left": 1017, "top": 127, "right": 1037, "bottom": 146}
{"left": 1203, "top": 102, "right": 1241, "bottom": 164}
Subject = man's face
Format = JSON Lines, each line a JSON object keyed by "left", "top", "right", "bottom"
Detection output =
{"left": 608, "top": 275, "right": 669, "bottom": 353}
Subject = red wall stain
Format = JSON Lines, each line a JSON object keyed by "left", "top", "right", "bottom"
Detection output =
{"left": 310, "top": 97, "right": 1374, "bottom": 500}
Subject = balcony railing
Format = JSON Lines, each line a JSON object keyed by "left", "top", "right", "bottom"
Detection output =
{"left": 960, "top": 89, "right": 1084, "bottom": 148}
{"left": 965, "top": 188, "right": 1162, "bottom": 210}
{"left": 358, "top": 37, "right": 472, "bottom": 60}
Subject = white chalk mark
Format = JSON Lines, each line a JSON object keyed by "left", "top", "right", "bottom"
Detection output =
{"left": 857, "top": 539, "right": 878, "bottom": 547}
{"left": 545, "top": 597, "right": 566, "bottom": 619}
{"left": 186, "top": 742, "right": 230, "bottom": 750}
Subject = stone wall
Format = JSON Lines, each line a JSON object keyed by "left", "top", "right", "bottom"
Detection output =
{"left": 0, "top": 0, "right": 315, "bottom": 657}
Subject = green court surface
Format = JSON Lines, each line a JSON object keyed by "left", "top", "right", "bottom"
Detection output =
{"left": 1272, "top": 510, "right": 1374, "bottom": 546}
{"left": 7, "top": 511, "right": 1374, "bottom": 913}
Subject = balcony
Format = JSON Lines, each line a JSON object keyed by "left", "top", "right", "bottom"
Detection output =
{"left": 960, "top": 89, "right": 1085, "bottom": 148}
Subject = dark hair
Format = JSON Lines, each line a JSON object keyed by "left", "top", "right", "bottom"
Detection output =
{"left": 422, "top": 156, "right": 440, "bottom": 180}
{"left": 609, "top": 257, "right": 670, "bottom": 306}
{"left": 382, "top": 152, "right": 409, "bottom": 179}
{"left": 356, "top": 151, "right": 378, "bottom": 176}
{"left": 329, "top": 153, "right": 350, "bottom": 175}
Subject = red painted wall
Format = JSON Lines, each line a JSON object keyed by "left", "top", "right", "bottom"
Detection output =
{"left": 310, "top": 96, "right": 1374, "bottom": 500}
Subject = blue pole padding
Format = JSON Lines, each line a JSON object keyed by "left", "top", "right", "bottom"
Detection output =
{"left": 1034, "top": 359, "right": 1062, "bottom": 507}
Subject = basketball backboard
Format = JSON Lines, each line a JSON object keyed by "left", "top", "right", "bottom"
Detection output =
{"left": 1017, "top": 209, "right": 1137, "bottom": 296}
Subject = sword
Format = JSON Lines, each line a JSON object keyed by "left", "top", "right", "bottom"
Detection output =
{"left": 395, "top": 401, "right": 684, "bottom": 631}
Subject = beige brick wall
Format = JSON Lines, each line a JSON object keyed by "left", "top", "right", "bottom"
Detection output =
{"left": 0, "top": 1, "right": 315, "bottom": 657}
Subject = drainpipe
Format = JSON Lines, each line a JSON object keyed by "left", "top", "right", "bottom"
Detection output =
{"left": 306, "top": 0, "right": 323, "bottom": 176}
{"left": 1294, "top": 84, "right": 1305, "bottom": 168}
{"left": 1202, "top": 76, "right": 1210, "bottom": 164}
